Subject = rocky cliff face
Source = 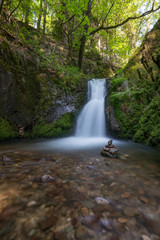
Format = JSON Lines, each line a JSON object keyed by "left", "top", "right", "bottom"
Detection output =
{"left": 0, "top": 22, "right": 87, "bottom": 139}
{"left": 107, "top": 19, "right": 160, "bottom": 148}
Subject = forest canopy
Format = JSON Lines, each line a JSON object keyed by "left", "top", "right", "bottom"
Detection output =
{"left": 0, "top": 0, "right": 160, "bottom": 68}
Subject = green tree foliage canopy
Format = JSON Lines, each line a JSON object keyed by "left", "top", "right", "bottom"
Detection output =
{"left": 1, "top": 0, "right": 160, "bottom": 68}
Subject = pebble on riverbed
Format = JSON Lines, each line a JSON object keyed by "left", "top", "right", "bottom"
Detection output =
{"left": 0, "top": 155, "right": 13, "bottom": 165}
{"left": 31, "top": 175, "right": 55, "bottom": 183}
{"left": 95, "top": 197, "right": 111, "bottom": 205}
{"left": 99, "top": 218, "right": 113, "bottom": 230}
{"left": 0, "top": 148, "right": 159, "bottom": 240}
{"left": 41, "top": 175, "right": 55, "bottom": 183}
{"left": 139, "top": 208, "right": 160, "bottom": 235}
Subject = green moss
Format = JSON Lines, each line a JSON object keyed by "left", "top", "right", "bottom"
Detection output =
{"left": 110, "top": 73, "right": 127, "bottom": 92}
{"left": 0, "top": 118, "right": 17, "bottom": 140}
{"left": 148, "top": 124, "right": 160, "bottom": 148}
{"left": 133, "top": 96, "right": 160, "bottom": 148}
{"left": 109, "top": 87, "right": 153, "bottom": 139}
{"left": 133, "top": 129, "right": 145, "bottom": 143}
{"left": 62, "top": 66, "right": 87, "bottom": 91}
{"left": 31, "top": 112, "right": 74, "bottom": 138}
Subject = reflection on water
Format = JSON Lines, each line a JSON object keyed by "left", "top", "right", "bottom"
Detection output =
{"left": 0, "top": 138, "right": 160, "bottom": 240}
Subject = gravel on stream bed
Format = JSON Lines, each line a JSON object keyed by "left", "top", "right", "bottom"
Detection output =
{"left": 0, "top": 150, "right": 160, "bottom": 240}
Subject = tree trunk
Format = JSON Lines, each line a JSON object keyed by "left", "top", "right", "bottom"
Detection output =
{"left": 51, "top": 10, "right": 54, "bottom": 26}
{"left": 0, "top": 0, "right": 4, "bottom": 15}
{"left": 25, "top": 1, "right": 30, "bottom": 25}
{"left": 78, "top": 35, "right": 86, "bottom": 69}
{"left": 69, "top": 16, "right": 75, "bottom": 63}
{"left": 37, "top": 0, "right": 43, "bottom": 30}
{"left": 43, "top": 0, "right": 47, "bottom": 34}
{"left": 78, "top": 0, "right": 92, "bottom": 69}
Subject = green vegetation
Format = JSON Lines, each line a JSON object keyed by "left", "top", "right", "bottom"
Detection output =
{"left": 1, "top": 0, "right": 160, "bottom": 69}
{"left": 57, "top": 66, "right": 88, "bottom": 92}
{"left": 108, "top": 20, "right": 160, "bottom": 148}
{"left": 0, "top": 119, "right": 17, "bottom": 140}
{"left": 32, "top": 112, "right": 74, "bottom": 138}
{"left": 133, "top": 96, "right": 160, "bottom": 148}
{"left": 109, "top": 74, "right": 160, "bottom": 144}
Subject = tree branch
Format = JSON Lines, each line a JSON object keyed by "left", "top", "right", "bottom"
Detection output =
{"left": 69, "top": 0, "right": 93, "bottom": 34}
{"left": 8, "top": 0, "right": 22, "bottom": 20}
{"left": 89, "top": 5, "right": 160, "bottom": 36}
{"left": 0, "top": 0, "right": 5, "bottom": 15}
{"left": 61, "top": 5, "right": 86, "bottom": 25}
{"left": 69, "top": 16, "right": 86, "bottom": 34}
{"left": 102, "top": 2, "right": 114, "bottom": 25}
{"left": 62, "top": 13, "right": 76, "bottom": 25}
{"left": 152, "top": 0, "right": 156, "bottom": 10}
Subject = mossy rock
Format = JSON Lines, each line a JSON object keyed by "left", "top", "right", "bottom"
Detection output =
{"left": 0, "top": 118, "right": 17, "bottom": 140}
{"left": 31, "top": 112, "right": 74, "bottom": 138}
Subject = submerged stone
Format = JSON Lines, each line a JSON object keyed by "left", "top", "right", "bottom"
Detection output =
{"left": 31, "top": 175, "right": 55, "bottom": 183}
{"left": 95, "top": 197, "right": 110, "bottom": 205}
{"left": 31, "top": 176, "right": 42, "bottom": 183}
{"left": 1, "top": 155, "right": 13, "bottom": 165}
{"left": 140, "top": 208, "right": 160, "bottom": 235}
{"left": 39, "top": 216, "right": 57, "bottom": 230}
{"left": 141, "top": 235, "right": 151, "bottom": 240}
{"left": 82, "top": 201, "right": 94, "bottom": 209}
{"left": 41, "top": 175, "right": 55, "bottom": 183}
{"left": 75, "top": 225, "right": 95, "bottom": 240}
{"left": 81, "top": 215, "right": 96, "bottom": 226}
{"left": 99, "top": 218, "right": 113, "bottom": 230}
{"left": 123, "top": 207, "right": 139, "bottom": 217}
{"left": 65, "top": 225, "right": 74, "bottom": 233}
{"left": 87, "top": 165, "right": 94, "bottom": 170}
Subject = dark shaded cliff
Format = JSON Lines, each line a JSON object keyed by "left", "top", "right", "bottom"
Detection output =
{"left": 0, "top": 21, "right": 87, "bottom": 139}
{"left": 107, "top": 19, "right": 160, "bottom": 148}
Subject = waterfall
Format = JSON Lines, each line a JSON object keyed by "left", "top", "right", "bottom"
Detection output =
{"left": 34, "top": 78, "right": 109, "bottom": 152}
{"left": 75, "top": 79, "right": 106, "bottom": 137}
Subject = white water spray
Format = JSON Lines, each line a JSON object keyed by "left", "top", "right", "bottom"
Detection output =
{"left": 75, "top": 79, "right": 106, "bottom": 137}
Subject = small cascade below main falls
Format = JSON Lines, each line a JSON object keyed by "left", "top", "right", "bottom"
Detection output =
{"left": 75, "top": 79, "right": 106, "bottom": 137}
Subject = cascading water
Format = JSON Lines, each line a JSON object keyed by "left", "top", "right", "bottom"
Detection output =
{"left": 31, "top": 78, "right": 110, "bottom": 152}
{"left": 75, "top": 79, "right": 106, "bottom": 137}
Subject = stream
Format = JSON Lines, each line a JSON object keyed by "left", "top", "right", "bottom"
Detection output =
{"left": 0, "top": 79, "right": 160, "bottom": 240}
{"left": 0, "top": 139, "right": 160, "bottom": 240}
